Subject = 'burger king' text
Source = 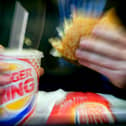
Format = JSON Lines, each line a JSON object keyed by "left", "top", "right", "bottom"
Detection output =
{"left": 0, "top": 68, "right": 35, "bottom": 106}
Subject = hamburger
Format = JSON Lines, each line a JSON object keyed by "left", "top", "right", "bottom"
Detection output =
{"left": 49, "top": 9, "right": 122, "bottom": 62}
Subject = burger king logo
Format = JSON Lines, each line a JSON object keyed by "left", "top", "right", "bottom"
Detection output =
{"left": 47, "top": 92, "right": 115, "bottom": 124}
{"left": 0, "top": 59, "right": 38, "bottom": 125}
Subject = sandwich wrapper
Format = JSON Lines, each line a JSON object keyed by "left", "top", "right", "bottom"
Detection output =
{"left": 24, "top": 89, "right": 126, "bottom": 125}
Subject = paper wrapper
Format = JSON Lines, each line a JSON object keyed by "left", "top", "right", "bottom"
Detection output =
{"left": 24, "top": 89, "right": 126, "bottom": 125}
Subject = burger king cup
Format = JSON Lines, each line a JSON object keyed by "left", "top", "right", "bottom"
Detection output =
{"left": 0, "top": 49, "right": 43, "bottom": 125}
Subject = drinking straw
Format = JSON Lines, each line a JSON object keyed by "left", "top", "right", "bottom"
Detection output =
{"left": 9, "top": 1, "right": 29, "bottom": 50}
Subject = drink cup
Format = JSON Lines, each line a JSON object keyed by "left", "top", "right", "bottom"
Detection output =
{"left": 0, "top": 49, "right": 43, "bottom": 125}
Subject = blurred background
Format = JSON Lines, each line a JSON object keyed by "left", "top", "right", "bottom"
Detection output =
{"left": 0, "top": 0, "right": 125, "bottom": 97}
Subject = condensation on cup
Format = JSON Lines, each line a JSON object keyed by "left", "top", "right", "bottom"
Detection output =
{"left": 0, "top": 49, "right": 43, "bottom": 125}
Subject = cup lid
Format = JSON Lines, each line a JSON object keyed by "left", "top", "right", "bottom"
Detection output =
{"left": 0, "top": 49, "right": 44, "bottom": 58}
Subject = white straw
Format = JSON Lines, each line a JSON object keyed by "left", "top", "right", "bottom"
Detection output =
{"left": 9, "top": 2, "right": 29, "bottom": 50}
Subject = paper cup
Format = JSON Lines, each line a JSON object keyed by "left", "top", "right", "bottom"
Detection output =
{"left": 0, "top": 49, "right": 43, "bottom": 125}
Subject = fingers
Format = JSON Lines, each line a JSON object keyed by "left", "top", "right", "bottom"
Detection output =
{"left": 79, "top": 38, "right": 126, "bottom": 60}
{"left": 78, "top": 59, "right": 115, "bottom": 77}
{"left": 0, "top": 63, "right": 11, "bottom": 72}
{"left": 76, "top": 49, "right": 126, "bottom": 70}
{"left": 0, "top": 74, "right": 11, "bottom": 86}
{"left": 78, "top": 59, "right": 125, "bottom": 88}
{"left": 0, "top": 45, "right": 4, "bottom": 50}
{"left": 0, "top": 62, "right": 11, "bottom": 85}
{"left": 76, "top": 26, "right": 126, "bottom": 88}
{"left": 0, "top": 45, "right": 4, "bottom": 53}
{"left": 0, "top": 45, "right": 8, "bottom": 95}
{"left": 39, "top": 67, "right": 44, "bottom": 76}
{"left": 93, "top": 26, "right": 126, "bottom": 48}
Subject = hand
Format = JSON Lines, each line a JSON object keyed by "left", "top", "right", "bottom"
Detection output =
{"left": 75, "top": 26, "right": 126, "bottom": 89}
{"left": 39, "top": 67, "right": 44, "bottom": 76}
{"left": 0, "top": 45, "right": 10, "bottom": 86}
{"left": 0, "top": 45, "right": 9, "bottom": 95}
